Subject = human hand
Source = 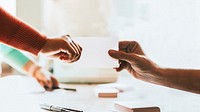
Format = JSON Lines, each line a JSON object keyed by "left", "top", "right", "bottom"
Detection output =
{"left": 108, "top": 41, "right": 161, "bottom": 83}
{"left": 33, "top": 68, "right": 59, "bottom": 90}
{"left": 40, "top": 35, "right": 82, "bottom": 63}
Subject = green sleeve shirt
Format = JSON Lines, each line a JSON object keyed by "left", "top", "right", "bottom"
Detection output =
{"left": 0, "top": 44, "right": 30, "bottom": 70}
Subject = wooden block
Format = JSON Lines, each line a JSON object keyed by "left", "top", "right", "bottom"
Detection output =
{"left": 94, "top": 87, "right": 119, "bottom": 98}
{"left": 115, "top": 102, "right": 160, "bottom": 112}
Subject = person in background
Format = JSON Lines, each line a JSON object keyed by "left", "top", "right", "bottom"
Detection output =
{"left": 0, "top": 7, "right": 82, "bottom": 63}
{"left": 0, "top": 44, "right": 58, "bottom": 90}
{"left": 109, "top": 41, "right": 200, "bottom": 94}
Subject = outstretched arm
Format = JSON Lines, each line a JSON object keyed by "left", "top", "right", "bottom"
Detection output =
{"left": 0, "top": 44, "right": 59, "bottom": 89}
{"left": 158, "top": 68, "right": 200, "bottom": 94}
{"left": 0, "top": 7, "right": 82, "bottom": 63}
{"left": 109, "top": 41, "right": 200, "bottom": 94}
{"left": 0, "top": 7, "right": 46, "bottom": 55}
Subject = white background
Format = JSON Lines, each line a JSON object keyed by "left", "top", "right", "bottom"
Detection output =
{"left": 2, "top": 0, "right": 200, "bottom": 69}
{"left": 41, "top": 0, "right": 200, "bottom": 69}
{"left": 1, "top": 1, "right": 200, "bottom": 111}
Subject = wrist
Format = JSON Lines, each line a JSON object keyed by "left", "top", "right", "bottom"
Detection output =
{"left": 154, "top": 67, "right": 173, "bottom": 86}
{"left": 31, "top": 66, "right": 41, "bottom": 77}
{"left": 38, "top": 38, "right": 49, "bottom": 55}
{"left": 149, "top": 66, "right": 166, "bottom": 85}
{"left": 23, "top": 61, "right": 41, "bottom": 76}
{"left": 156, "top": 67, "right": 164, "bottom": 76}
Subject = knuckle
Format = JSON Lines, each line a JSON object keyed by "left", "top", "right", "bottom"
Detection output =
{"left": 80, "top": 46, "right": 83, "bottom": 51}
{"left": 119, "top": 41, "right": 139, "bottom": 50}
{"left": 74, "top": 52, "right": 80, "bottom": 57}
{"left": 130, "top": 41, "right": 139, "bottom": 45}
{"left": 66, "top": 34, "right": 70, "bottom": 37}
{"left": 70, "top": 51, "right": 76, "bottom": 56}
{"left": 119, "top": 41, "right": 124, "bottom": 46}
{"left": 77, "top": 56, "right": 81, "bottom": 61}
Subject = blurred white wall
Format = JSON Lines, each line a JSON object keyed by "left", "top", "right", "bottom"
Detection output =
{"left": 16, "top": 0, "right": 42, "bottom": 31}
{"left": 8, "top": 0, "right": 200, "bottom": 69}
{"left": 1, "top": 0, "right": 42, "bottom": 31}
{"left": 98, "top": 0, "right": 200, "bottom": 69}
{"left": 42, "top": 0, "right": 113, "bottom": 37}
{"left": 0, "top": 0, "right": 16, "bottom": 15}
{"left": 42, "top": 0, "right": 200, "bottom": 69}
{"left": 130, "top": 0, "right": 200, "bottom": 69}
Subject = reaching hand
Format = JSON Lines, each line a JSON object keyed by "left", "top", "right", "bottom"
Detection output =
{"left": 40, "top": 35, "right": 82, "bottom": 63}
{"left": 108, "top": 41, "right": 161, "bottom": 83}
{"left": 33, "top": 68, "right": 59, "bottom": 90}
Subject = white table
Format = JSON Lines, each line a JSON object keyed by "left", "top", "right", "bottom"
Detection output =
{"left": 37, "top": 72, "right": 200, "bottom": 112}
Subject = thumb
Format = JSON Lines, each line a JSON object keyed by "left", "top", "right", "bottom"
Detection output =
{"left": 108, "top": 49, "right": 134, "bottom": 63}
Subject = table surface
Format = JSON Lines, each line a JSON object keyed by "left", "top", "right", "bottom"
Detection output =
{"left": 37, "top": 73, "right": 200, "bottom": 112}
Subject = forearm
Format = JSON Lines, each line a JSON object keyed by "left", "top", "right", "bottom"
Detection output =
{"left": 0, "top": 7, "right": 47, "bottom": 55}
{"left": 0, "top": 44, "right": 30, "bottom": 73}
{"left": 23, "top": 61, "right": 41, "bottom": 77}
{"left": 0, "top": 44, "right": 39, "bottom": 76}
{"left": 158, "top": 68, "right": 200, "bottom": 94}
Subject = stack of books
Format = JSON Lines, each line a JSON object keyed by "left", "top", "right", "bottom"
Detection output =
{"left": 114, "top": 101, "right": 160, "bottom": 112}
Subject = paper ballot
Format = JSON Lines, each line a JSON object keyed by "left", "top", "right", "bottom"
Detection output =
{"left": 69, "top": 37, "right": 118, "bottom": 68}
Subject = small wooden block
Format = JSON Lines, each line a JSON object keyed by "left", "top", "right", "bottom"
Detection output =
{"left": 115, "top": 102, "right": 160, "bottom": 112}
{"left": 94, "top": 87, "right": 119, "bottom": 98}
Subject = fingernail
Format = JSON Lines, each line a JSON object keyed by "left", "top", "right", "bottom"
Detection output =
{"left": 60, "top": 56, "right": 64, "bottom": 60}
{"left": 108, "top": 49, "right": 116, "bottom": 54}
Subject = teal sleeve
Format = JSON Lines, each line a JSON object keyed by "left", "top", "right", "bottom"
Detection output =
{"left": 0, "top": 44, "right": 30, "bottom": 69}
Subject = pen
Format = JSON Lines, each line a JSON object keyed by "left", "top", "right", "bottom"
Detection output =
{"left": 52, "top": 86, "right": 77, "bottom": 92}
{"left": 40, "top": 104, "right": 83, "bottom": 112}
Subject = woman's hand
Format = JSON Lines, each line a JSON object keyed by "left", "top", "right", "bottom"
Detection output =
{"left": 40, "top": 35, "right": 82, "bottom": 63}
{"left": 23, "top": 61, "right": 59, "bottom": 90}
{"left": 33, "top": 68, "right": 59, "bottom": 90}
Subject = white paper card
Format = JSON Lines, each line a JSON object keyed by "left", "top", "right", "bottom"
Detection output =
{"left": 70, "top": 37, "right": 118, "bottom": 68}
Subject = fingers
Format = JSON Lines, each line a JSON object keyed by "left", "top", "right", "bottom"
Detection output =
{"left": 43, "top": 76, "right": 59, "bottom": 90}
{"left": 50, "top": 51, "right": 78, "bottom": 63}
{"left": 69, "top": 41, "right": 82, "bottom": 62}
{"left": 109, "top": 50, "right": 134, "bottom": 72}
{"left": 61, "top": 35, "right": 82, "bottom": 62}
{"left": 119, "top": 41, "right": 145, "bottom": 55}
{"left": 39, "top": 80, "right": 52, "bottom": 89}
{"left": 34, "top": 69, "right": 59, "bottom": 90}
{"left": 109, "top": 41, "right": 145, "bottom": 73}
{"left": 38, "top": 75, "right": 53, "bottom": 89}
{"left": 51, "top": 76, "right": 59, "bottom": 88}
{"left": 40, "top": 36, "right": 82, "bottom": 63}
{"left": 48, "top": 52, "right": 68, "bottom": 59}
{"left": 108, "top": 49, "right": 135, "bottom": 62}
{"left": 119, "top": 41, "right": 132, "bottom": 51}
{"left": 109, "top": 49, "right": 138, "bottom": 72}
{"left": 38, "top": 79, "right": 50, "bottom": 89}
{"left": 115, "top": 61, "right": 129, "bottom": 72}
{"left": 71, "top": 41, "right": 82, "bottom": 61}
{"left": 108, "top": 49, "right": 143, "bottom": 70}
